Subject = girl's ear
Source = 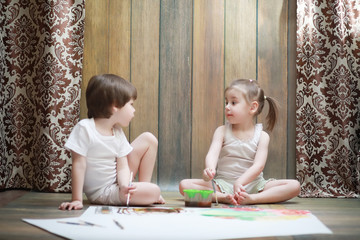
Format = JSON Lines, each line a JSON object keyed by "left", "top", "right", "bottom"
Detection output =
{"left": 250, "top": 101, "right": 259, "bottom": 114}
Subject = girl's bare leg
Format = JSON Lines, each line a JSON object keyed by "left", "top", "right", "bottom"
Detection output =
{"left": 236, "top": 179, "right": 300, "bottom": 205}
{"left": 128, "top": 132, "right": 158, "bottom": 182}
{"left": 179, "top": 179, "right": 237, "bottom": 205}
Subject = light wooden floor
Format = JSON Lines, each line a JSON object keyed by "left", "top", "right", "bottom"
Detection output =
{"left": 0, "top": 190, "right": 359, "bottom": 239}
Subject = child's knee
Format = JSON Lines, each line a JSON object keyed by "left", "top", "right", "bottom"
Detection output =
{"left": 293, "top": 180, "right": 301, "bottom": 195}
{"left": 151, "top": 183, "right": 161, "bottom": 196}
{"left": 151, "top": 184, "right": 161, "bottom": 199}
{"left": 289, "top": 180, "right": 301, "bottom": 197}
{"left": 141, "top": 132, "right": 158, "bottom": 147}
{"left": 179, "top": 179, "right": 190, "bottom": 194}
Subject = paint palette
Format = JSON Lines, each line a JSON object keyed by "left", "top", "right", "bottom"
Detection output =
{"left": 183, "top": 189, "right": 213, "bottom": 207}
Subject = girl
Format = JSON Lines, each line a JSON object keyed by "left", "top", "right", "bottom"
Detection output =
{"left": 59, "top": 74, "right": 164, "bottom": 210}
{"left": 179, "top": 79, "right": 300, "bottom": 205}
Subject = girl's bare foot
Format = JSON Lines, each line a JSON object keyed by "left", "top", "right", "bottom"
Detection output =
{"left": 219, "top": 194, "right": 237, "bottom": 205}
{"left": 235, "top": 191, "right": 253, "bottom": 205}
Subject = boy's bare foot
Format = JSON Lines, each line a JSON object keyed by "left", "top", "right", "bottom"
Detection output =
{"left": 155, "top": 195, "right": 165, "bottom": 204}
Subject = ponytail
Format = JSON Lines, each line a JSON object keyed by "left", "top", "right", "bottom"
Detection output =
{"left": 263, "top": 96, "right": 278, "bottom": 132}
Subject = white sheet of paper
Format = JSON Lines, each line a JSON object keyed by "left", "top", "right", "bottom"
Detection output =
{"left": 23, "top": 206, "right": 332, "bottom": 240}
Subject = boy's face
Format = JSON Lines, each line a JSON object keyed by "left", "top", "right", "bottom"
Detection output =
{"left": 113, "top": 99, "right": 135, "bottom": 127}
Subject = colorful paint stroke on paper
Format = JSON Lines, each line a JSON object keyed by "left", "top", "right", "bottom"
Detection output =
{"left": 117, "top": 207, "right": 184, "bottom": 215}
{"left": 200, "top": 207, "right": 311, "bottom": 221}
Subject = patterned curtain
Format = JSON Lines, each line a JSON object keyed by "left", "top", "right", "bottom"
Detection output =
{"left": 296, "top": 0, "right": 360, "bottom": 197}
{"left": 0, "top": 0, "right": 85, "bottom": 192}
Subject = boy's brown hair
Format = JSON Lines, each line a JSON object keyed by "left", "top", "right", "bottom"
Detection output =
{"left": 86, "top": 74, "right": 137, "bottom": 118}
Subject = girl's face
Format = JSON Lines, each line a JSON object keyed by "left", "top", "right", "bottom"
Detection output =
{"left": 224, "top": 89, "right": 252, "bottom": 125}
{"left": 113, "top": 99, "right": 135, "bottom": 127}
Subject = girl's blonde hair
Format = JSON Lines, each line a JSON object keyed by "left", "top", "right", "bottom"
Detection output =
{"left": 225, "top": 79, "right": 278, "bottom": 131}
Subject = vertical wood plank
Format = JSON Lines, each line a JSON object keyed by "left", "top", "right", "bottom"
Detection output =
{"left": 130, "top": 0, "right": 160, "bottom": 140}
{"left": 130, "top": 0, "right": 160, "bottom": 182}
{"left": 158, "top": 0, "right": 192, "bottom": 190}
{"left": 81, "top": 0, "right": 109, "bottom": 119}
{"left": 192, "top": 0, "right": 225, "bottom": 178}
{"left": 287, "top": 0, "right": 297, "bottom": 179}
{"left": 109, "top": 0, "right": 131, "bottom": 137}
{"left": 109, "top": 0, "right": 131, "bottom": 80}
{"left": 225, "top": 0, "right": 257, "bottom": 86}
{"left": 258, "top": 0, "right": 288, "bottom": 179}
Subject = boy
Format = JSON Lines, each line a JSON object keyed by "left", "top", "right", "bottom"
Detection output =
{"left": 59, "top": 74, "right": 163, "bottom": 210}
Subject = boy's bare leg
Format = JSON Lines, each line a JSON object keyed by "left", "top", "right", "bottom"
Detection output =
{"left": 128, "top": 132, "right": 158, "bottom": 182}
{"left": 126, "top": 182, "right": 161, "bottom": 206}
{"left": 128, "top": 132, "right": 165, "bottom": 203}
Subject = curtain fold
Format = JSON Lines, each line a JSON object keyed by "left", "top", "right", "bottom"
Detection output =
{"left": 0, "top": 0, "right": 85, "bottom": 192}
{"left": 296, "top": 0, "right": 360, "bottom": 197}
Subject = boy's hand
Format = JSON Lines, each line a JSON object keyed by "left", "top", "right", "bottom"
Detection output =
{"left": 202, "top": 168, "right": 216, "bottom": 181}
{"left": 59, "top": 200, "right": 83, "bottom": 211}
{"left": 120, "top": 184, "right": 137, "bottom": 203}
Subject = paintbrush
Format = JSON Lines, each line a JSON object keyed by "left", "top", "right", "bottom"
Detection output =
{"left": 57, "top": 220, "right": 104, "bottom": 227}
{"left": 126, "top": 171, "right": 133, "bottom": 207}
{"left": 211, "top": 179, "right": 219, "bottom": 206}
{"left": 113, "top": 219, "right": 124, "bottom": 230}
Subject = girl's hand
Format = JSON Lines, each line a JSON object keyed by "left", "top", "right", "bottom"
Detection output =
{"left": 59, "top": 200, "right": 83, "bottom": 211}
{"left": 203, "top": 168, "right": 216, "bottom": 181}
{"left": 233, "top": 183, "right": 246, "bottom": 198}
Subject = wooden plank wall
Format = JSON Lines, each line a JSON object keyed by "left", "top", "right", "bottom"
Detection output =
{"left": 81, "top": 0, "right": 291, "bottom": 191}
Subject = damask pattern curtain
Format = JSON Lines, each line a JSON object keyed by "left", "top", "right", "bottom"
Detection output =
{"left": 0, "top": 0, "right": 85, "bottom": 192}
{"left": 296, "top": 0, "right": 360, "bottom": 197}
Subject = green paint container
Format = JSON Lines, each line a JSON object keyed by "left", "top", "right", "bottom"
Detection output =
{"left": 183, "top": 189, "right": 213, "bottom": 207}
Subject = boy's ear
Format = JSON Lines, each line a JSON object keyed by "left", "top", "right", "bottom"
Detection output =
{"left": 111, "top": 105, "right": 118, "bottom": 113}
{"left": 250, "top": 101, "right": 259, "bottom": 113}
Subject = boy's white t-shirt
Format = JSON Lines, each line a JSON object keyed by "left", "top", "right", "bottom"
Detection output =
{"left": 65, "top": 118, "right": 133, "bottom": 202}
